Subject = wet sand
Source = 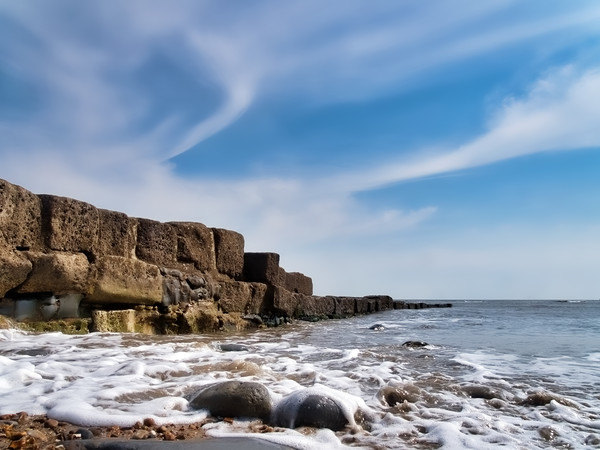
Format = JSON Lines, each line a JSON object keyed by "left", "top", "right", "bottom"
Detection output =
{"left": 0, "top": 413, "right": 292, "bottom": 449}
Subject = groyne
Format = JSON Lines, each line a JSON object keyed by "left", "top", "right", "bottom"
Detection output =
{"left": 0, "top": 178, "right": 450, "bottom": 334}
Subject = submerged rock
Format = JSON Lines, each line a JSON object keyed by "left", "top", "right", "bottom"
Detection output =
{"left": 189, "top": 381, "right": 272, "bottom": 421}
{"left": 402, "top": 341, "right": 428, "bottom": 348}
{"left": 219, "top": 343, "right": 249, "bottom": 352}
{"left": 369, "top": 324, "right": 385, "bottom": 331}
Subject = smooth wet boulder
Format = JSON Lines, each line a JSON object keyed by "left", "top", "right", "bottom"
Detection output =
{"left": 274, "top": 391, "right": 348, "bottom": 431}
{"left": 189, "top": 381, "right": 272, "bottom": 421}
{"left": 369, "top": 323, "right": 385, "bottom": 331}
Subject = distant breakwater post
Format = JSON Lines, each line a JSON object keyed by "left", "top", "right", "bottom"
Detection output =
{"left": 0, "top": 178, "right": 451, "bottom": 334}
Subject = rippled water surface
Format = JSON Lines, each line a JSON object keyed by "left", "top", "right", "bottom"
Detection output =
{"left": 1, "top": 300, "right": 599, "bottom": 449}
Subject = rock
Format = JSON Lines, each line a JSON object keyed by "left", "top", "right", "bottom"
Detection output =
{"left": 189, "top": 381, "right": 272, "bottom": 421}
{"left": 402, "top": 341, "right": 428, "bottom": 348}
{"left": 463, "top": 385, "right": 501, "bottom": 400}
{"left": 97, "top": 209, "right": 137, "bottom": 258}
{"left": 284, "top": 272, "right": 313, "bottom": 295}
{"left": 0, "top": 251, "right": 32, "bottom": 297}
{"left": 17, "top": 251, "right": 90, "bottom": 295}
{"left": 274, "top": 391, "right": 348, "bottom": 431}
{"left": 169, "top": 222, "right": 216, "bottom": 273}
{"left": 86, "top": 256, "right": 163, "bottom": 305}
{"left": 212, "top": 228, "right": 244, "bottom": 279}
{"left": 0, "top": 179, "right": 43, "bottom": 251}
{"left": 377, "top": 385, "right": 421, "bottom": 406}
{"left": 75, "top": 428, "right": 95, "bottom": 439}
{"left": 135, "top": 218, "right": 177, "bottom": 267}
{"left": 219, "top": 343, "right": 249, "bottom": 352}
{"left": 272, "top": 286, "right": 298, "bottom": 317}
{"left": 243, "top": 252, "right": 281, "bottom": 285}
{"left": 40, "top": 194, "right": 99, "bottom": 254}
{"left": 369, "top": 324, "right": 385, "bottom": 331}
{"left": 91, "top": 310, "right": 136, "bottom": 333}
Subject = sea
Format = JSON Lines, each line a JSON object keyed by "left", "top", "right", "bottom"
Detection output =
{"left": 1, "top": 299, "right": 599, "bottom": 449}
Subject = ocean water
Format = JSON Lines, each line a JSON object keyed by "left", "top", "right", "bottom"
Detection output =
{"left": 1, "top": 300, "right": 599, "bottom": 449}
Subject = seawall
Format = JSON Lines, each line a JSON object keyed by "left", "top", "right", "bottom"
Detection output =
{"left": 0, "top": 178, "right": 449, "bottom": 334}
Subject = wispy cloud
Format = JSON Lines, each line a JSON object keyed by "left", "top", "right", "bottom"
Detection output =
{"left": 338, "top": 66, "right": 600, "bottom": 192}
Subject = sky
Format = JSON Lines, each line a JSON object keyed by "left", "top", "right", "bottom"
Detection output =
{"left": 1, "top": 1, "right": 599, "bottom": 300}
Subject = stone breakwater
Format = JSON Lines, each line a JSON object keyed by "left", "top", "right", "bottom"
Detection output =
{"left": 0, "top": 178, "right": 449, "bottom": 334}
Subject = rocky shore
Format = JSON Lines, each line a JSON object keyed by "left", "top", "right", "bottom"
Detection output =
{"left": 0, "top": 178, "right": 450, "bottom": 335}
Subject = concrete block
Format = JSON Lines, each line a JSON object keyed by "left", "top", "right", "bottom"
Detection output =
{"left": 0, "top": 251, "right": 33, "bottom": 297}
{"left": 97, "top": 209, "right": 136, "bottom": 258}
{"left": 285, "top": 272, "right": 313, "bottom": 295}
{"left": 17, "top": 251, "right": 90, "bottom": 295}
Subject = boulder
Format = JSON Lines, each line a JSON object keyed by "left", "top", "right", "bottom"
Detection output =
{"left": 135, "top": 218, "right": 177, "bottom": 267}
{"left": 0, "top": 179, "right": 43, "bottom": 251}
{"left": 86, "top": 256, "right": 163, "bottom": 305}
{"left": 0, "top": 251, "right": 33, "bottom": 297}
{"left": 189, "top": 381, "right": 272, "bottom": 421}
{"left": 212, "top": 228, "right": 244, "bottom": 279}
{"left": 97, "top": 209, "right": 136, "bottom": 258}
{"left": 169, "top": 222, "right": 216, "bottom": 273}
{"left": 243, "top": 252, "right": 281, "bottom": 285}
{"left": 17, "top": 251, "right": 90, "bottom": 295}
{"left": 274, "top": 391, "right": 348, "bottom": 431}
{"left": 39, "top": 195, "right": 99, "bottom": 254}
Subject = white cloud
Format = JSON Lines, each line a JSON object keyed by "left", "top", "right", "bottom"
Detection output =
{"left": 338, "top": 66, "right": 600, "bottom": 192}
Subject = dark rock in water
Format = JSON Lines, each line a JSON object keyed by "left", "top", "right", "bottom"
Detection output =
{"left": 369, "top": 324, "right": 385, "bottom": 331}
{"left": 274, "top": 392, "right": 348, "bottom": 431}
{"left": 219, "top": 343, "right": 249, "bottom": 352}
{"left": 402, "top": 341, "right": 428, "bottom": 348}
{"left": 519, "top": 391, "right": 576, "bottom": 408}
{"left": 189, "top": 381, "right": 272, "bottom": 421}
{"left": 378, "top": 385, "right": 421, "bottom": 406}
{"left": 462, "top": 385, "right": 501, "bottom": 400}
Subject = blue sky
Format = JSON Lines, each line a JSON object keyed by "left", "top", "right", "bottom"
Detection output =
{"left": 1, "top": 1, "right": 599, "bottom": 299}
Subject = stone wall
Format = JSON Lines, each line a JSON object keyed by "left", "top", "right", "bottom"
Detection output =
{"left": 0, "top": 178, "right": 399, "bottom": 334}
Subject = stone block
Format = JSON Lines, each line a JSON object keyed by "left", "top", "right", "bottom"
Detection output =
{"left": 332, "top": 296, "right": 355, "bottom": 316}
{"left": 243, "top": 252, "right": 280, "bottom": 285}
{"left": 0, "top": 251, "right": 33, "bottom": 297}
{"left": 212, "top": 228, "right": 244, "bottom": 279}
{"left": 17, "top": 251, "right": 90, "bottom": 295}
{"left": 272, "top": 286, "right": 299, "bottom": 317}
{"left": 135, "top": 218, "right": 177, "bottom": 267}
{"left": 169, "top": 222, "right": 216, "bottom": 272}
{"left": 86, "top": 256, "right": 163, "bottom": 305}
{"left": 40, "top": 195, "right": 99, "bottom": 254}
{"left": 97, "top": 209, "right": 137, "bottom": 258}
{"left": 0, "top": 179, "right": 43, "bottom": 251}
{"left": 91, "top": 309, "right": 136, "bottom": 332}
{"left": 296, "top": 295, "right": 334, "bottom": 317}
{"left": 285, "top": 272, "right": 313, "bottom": 295}
{"left": 218, "top": 281, "right": 272, "bottom": 315}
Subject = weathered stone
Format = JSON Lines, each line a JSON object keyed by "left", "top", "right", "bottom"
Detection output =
{"left": 243, "top": 252, "right": 281, "bottom": 285}
{"left": 91, "top": 309, "right": 135, "bottom": 332}
{"left": 97, "top": 209, "right": 136, "bottom": 258}
{"left": 0, "top": 179, "right": 43, "bottom": 251}
{"left": 212, "top": 228, "right": 244, "bottom": 279}
{"left": 86, "top": 256, "right": 162, "bottom": 305}
{"left": 296, "top": 295, "right": 334, "bottom": 318}
{"left": 333, "top": 296, "right": 355, "bottom": 316}
{"left": 17, "top": 252, "right": 90, "bottom": 295}
{"left": 272, "top": 286, "right": 299, "bottom": 317}
{"left": 285, "top": 272, "right": 313, "bottom": 295}
{"left": 40, "top": 195, "right": 99, "bottom": 254}
{"left": 169, "top": 222, "right": 216, "bottom": 273}
{"left": 274, "top": 390, "right": 348, "bottom": 431}
{"left": 135, "top": 218, "right": 177, "bottom": 267}
{"left": 218, "top": 281, "right": 252, "bottom": 314}
{"left": 189, "top": 381, "right": 272, "bottom": 421}
{"left": 0, "top": 251, "right": 32, "bottom": 297}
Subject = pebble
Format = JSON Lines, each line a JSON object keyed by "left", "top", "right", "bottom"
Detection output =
{"left": 44, "top": 418, "right": 59, "bottom": 429}
{"left": 143, "top": 417, "right": 156, "bottom": 427}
